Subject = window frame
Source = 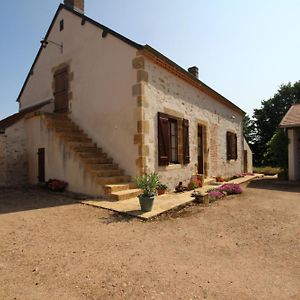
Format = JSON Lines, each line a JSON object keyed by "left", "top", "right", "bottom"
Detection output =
{"left": 226, "top": 131, "right": 238, "bottom": 161}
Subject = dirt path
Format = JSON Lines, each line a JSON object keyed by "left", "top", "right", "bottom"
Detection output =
{"left": 0, "top": 179, "right": 299, "bottom": 299}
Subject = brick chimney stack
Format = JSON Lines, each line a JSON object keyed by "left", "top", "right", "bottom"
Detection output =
{"left": 188, "top": 66, "right": 199, "bottom": 79}
{"left": 64, "top": 0, "right": 84, "bottom": 14}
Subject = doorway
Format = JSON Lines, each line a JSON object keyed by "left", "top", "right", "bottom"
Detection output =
{"left": 38, "top": 148, "right": 45, "bottom": 183}
{"left": 54, "top": 67, "right": 69, "bottom": 113}
{"left": 198, "top": 125, "right": 204, "bottom": 175}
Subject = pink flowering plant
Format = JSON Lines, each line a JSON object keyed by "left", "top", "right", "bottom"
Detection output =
{"left": 47, "top": 179, "right": 68, "bottom": 192}
{"left": 216, "top": 183, "right": 242, "bottom": 195}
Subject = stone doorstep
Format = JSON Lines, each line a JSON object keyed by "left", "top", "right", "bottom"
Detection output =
{"left": 82, "top": 174, "right": 263, "bottom": 220}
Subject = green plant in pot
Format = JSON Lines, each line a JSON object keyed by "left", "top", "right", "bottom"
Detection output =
{"left": 157, "top": 183, "right": 168, "bottom": 195}
{"left": 134, "top": 173, "right": 160, "bottom": 212}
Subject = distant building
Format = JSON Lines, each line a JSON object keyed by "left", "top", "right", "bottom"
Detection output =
{"left": 280, "top": 104, "right": 300, "bottom": 180}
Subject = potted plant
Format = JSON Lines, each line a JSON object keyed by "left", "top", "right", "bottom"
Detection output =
{"left": 134, "top": 173, "right": 160, "bottom": 212}
{"left": 46, "top": 179, "right": 68, "bottom": 192}
{"left": 157, "top": 183, "right": 168, "bottom": 195}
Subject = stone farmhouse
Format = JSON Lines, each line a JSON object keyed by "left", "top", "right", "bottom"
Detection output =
{"left": 0, "top": 0, "right": 253, "bottom": 199}
{"left": 280, "top": 104, "right": 300, "bottom": 181}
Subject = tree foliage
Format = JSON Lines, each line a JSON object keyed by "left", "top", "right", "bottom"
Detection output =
{"left": 245, "top": 81, "right": 300, "bottom": 166}
{"left": 264, "top": 129, "right": 288, "bottom": 169}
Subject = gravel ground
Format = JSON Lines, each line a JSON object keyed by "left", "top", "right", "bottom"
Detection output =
{"left": 0, "top": 178, "right": 299, "bottom": 300}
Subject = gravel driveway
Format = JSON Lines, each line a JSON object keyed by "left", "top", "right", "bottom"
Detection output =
{"left": 0, "top": 178, "right": 299, "bottom": 299}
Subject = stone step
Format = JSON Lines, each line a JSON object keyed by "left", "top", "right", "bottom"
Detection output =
{"left": 82, "top": 157, "right": 113, "bottom": 164}
{"left": 55, "top": 127, "right": 82, "bottom": 134}
{"left": 64, "top": 136, "right": 92, "bottom": 143}
{"left": 91, "top": 169, "right": 123, "bottom": 177}
{"left": 58, "top": 132, "right": 88, "bottom": 139}
{"left": 79, "top": 152, "right": 107, "bottom": 159}
{"left": 86, "top": 163, "right": 119, "bottom": 171}
{"left": 73, "top": 146, "right": 101, "bottom": 153}
{"left": 96, "top": 176, "right": 131, "bottom": 185}
{"left": 68, "top": 141, "right": 96, "bottom": 149}
{"left": 104, "top": 183, "right": 136, "bottom": 194}
{"left": 109, "top": 188, "right": 142, "bottom": 201}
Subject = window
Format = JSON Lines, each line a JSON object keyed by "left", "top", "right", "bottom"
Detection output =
{"left": 158, "top": 112, "right": 190, "bottom": 166}
{"left": 169, "top": 119, "right": 178, "bottom": 163}
{"left": 226, "top": 131, "right": 238, "bottom": 160}
{"left": 60, "top": 19, "right": 64, "bottom": 31}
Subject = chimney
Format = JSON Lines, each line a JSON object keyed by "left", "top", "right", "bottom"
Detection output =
{"left": 64, "top": 0, "right": 84, "bottom": 14}
{"left": 188, "top": 66, "right": 199, "bottom": 79}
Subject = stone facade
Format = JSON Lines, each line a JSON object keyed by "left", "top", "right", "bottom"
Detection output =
{"left": 0, "top": 120, "right": 28, "bottom": 186}
{"left": 143, "top": 57, "right": 244, "bottom": 189}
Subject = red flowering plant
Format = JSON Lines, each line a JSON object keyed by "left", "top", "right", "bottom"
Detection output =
{"left": 47, "top": 179, "right": 68, "bottom": 192}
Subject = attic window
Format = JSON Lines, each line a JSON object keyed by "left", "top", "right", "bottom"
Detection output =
{"left": 60, "top": 20, "right": 64, "bottom": 31}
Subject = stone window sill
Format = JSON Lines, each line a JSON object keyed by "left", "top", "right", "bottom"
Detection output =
{"left": 159, "top": 163, "right": 182, "bottom": 171}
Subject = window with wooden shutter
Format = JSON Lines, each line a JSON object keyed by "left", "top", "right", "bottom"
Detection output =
{"left": 226, "top": 131, "right": 238, "bottom": 160}
{"left": 182, "top": 119, "right": 190, "bottom": 164}
{"left": 169, "top": 118, "right": 179, "bottom": 163}
{"left": 158, "top": 112, "right": 170, "bottom": 165}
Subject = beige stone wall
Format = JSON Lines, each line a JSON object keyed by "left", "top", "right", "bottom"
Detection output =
{"left": 19, "top": 8, "right": 139, "bottom": 178}
{"left": 244, "top": 139, "right": 253, "bottom": 173}
{"left": 143, "top": 58, "right": 244, "bottom": 189}
{"left": 0, "top": 120, "right": 28, "bottom": 187}
{"left": 26, "top": 115, "right": 104, "bottom": 196}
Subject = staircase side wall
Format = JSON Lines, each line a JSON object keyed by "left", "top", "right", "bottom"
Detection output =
{"left": 0, "top": 120, "right": 28, "bottom": 187}
{"left": 26, "top": 115, "right": 104, "bottom": 197}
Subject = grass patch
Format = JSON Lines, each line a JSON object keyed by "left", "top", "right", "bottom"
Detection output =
{"left": 253, "top": 166, "right": 281, "bottom": 175}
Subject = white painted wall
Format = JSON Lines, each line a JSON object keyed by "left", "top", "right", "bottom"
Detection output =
{"left": 0, "top": 120, "right": 28, "bottom": 186}
{"left": 19, "top": 8, "right": 139, "bottom": 177}
{"left": 144, "top": 59, "right": 244, "bottom": 189}
{"left": 26, "top": 115, "right": 103, "bottom": 196}
{"left": 288, "top": 128, "right": 300, "bottom": 180}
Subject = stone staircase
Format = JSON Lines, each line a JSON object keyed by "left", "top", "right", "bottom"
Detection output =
{"left": 45, "top": 113, "right": 141, "bottom": 201}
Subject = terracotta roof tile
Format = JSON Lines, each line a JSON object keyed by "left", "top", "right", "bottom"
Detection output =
{"left": 279, "top": 104, "right": 300, "bottom": 128}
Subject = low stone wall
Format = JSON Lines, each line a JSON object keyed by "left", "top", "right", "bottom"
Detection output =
{"left": 0, "top": 119, "right": 28, "bottom": 187}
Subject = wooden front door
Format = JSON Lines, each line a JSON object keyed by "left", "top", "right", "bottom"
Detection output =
{"left": 54, "top": 67, "right": 69, "bottom": 113}
{"left": 38, "top": 148, "right": 45, "bottom": 183}
{"left": 198, "top": 125, "right": 204, "bottom": 174}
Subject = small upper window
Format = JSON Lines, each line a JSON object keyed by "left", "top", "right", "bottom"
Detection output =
{"left": 60, "top": 20, "right": 64, "bottom": 31}
{"left": 226, "top": 131, "right": 238, "bottom": 160}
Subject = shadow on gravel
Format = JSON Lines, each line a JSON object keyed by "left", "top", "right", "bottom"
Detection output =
{"left": 247, "top": 178, "right": 300, "bottom": 193}
{"left": 0, "top": 187, "right": 82, "bottom": 215}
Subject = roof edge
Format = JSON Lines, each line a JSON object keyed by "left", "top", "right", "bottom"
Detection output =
{"left": 142, "top": 45, "right": 245, "bottom": 116}
{"left": 16, "top": 4, "right": 143, "bottom": 103}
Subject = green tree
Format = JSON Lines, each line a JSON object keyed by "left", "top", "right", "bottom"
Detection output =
{"left": 264, "top": 129, "right": 288, "bottom": 169}
{"left": 251, "top": 81, "right": 300, "bottom": 165}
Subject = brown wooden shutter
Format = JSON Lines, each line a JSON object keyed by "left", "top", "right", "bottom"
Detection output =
{"left": 182, "top": 119, "right": 190, "bottom": 164}
{"left": 226, "top": 131, "right": 231, "bottom": 160}
{"left": 227, "top": 132, "right": 238, "bottom": 160}
{"left": 158, "top": 112, "right": 170, "bottom": 166}
{"left": 54, "top": 68, "right": 69, "bottom": 113}
{"left": 234, "top": 134, "right": 238, "bottom": 159}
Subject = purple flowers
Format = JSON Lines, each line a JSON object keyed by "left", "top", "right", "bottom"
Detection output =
{"left": 208, "top": 190, "right": 224, "bottom": 200}
{"left": 208, "top": 183, "right": 242, "bottom": 202}
{"left": 217, "top": 183, "right": 242, "bottom": 195}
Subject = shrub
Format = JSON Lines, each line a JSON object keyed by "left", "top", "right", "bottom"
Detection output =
{"left": 208, "top": 190, "right": 225, "bottom": 202}
{"left": 253, "top": 166, "right": 281, "bottom": 175}
{"left": 134, "top": 173, "right": 160, "bottom": 197}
